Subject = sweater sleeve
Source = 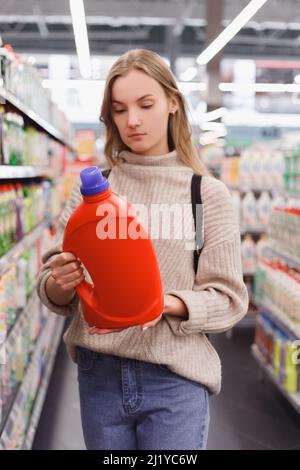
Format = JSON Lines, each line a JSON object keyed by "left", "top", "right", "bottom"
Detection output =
{"left": 36, "top": 177, "right": 82, "bottom": 316}
{"left": 165, "top": 176, "right": 249, "bottom": 336}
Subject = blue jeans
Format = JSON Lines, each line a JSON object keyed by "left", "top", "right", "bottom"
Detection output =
{"left": 76, "top": 346, "right": 210, "bottom": 450}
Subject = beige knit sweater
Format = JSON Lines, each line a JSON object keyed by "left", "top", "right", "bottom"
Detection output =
{"left": 36, "top": 150, "right": 249, "bottom": 394}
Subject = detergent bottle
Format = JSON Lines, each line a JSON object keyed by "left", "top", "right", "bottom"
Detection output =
{"left": 62, "top": 166, "right": 164, "bottom": 329}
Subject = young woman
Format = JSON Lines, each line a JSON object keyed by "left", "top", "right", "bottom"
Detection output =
{"left": 37, "top": 49, "right": 249, "bottom": 450}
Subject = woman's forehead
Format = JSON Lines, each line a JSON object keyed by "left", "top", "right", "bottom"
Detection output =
{"left": 112, "top": 71, "right": 163, "bottom": 102}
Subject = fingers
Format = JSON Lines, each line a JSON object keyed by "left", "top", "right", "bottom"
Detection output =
{"left": 54, "top": 273, "right": 85, "bottom": 291}
{"left": 49, "top": 252, "right": 84, "bottom": 291}
{"left": 89, "top": 327, "right": 125, "bottom": 335}
{"left": 52, "top": 265, "right": 83, "bottom": 283}
{"left": 49, "top": 252, "right": 77, "bottom": 267}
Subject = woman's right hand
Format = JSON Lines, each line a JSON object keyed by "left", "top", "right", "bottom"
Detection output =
{"left": 48, "top": 252, "right": 85, "bottom": 293}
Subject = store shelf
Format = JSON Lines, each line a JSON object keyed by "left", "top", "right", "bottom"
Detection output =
{"left": 241, "top": 226, "right": 266, "bottom": 235}
{"left": 0, "top": 221, "right": 48, "bottom": 275}
{"left": 22, "top": 316, "right": 65, "bottom": 450}
{"left": 0, "top": 165, "right": 54, "bottom": 179}
{"left": 0, "top": 288, "right": 41, "bottom": 436}
{"left": 6, "top": 284, "right": 37, "bottom": 339}
{"left": 266, "top": 240, "right": 300, "bottom": 271}
{"left": 251, "top": 344, "right": 300, "bottom": 413}
{"left": 253, "top": 296, "right": 300, "bottom": 338}
{"left": 284, "top": 191, "right": 300, "bottom": 200}
{"left": 228, "top": 185, "right": 300, "bottom": 200}
{"left": 0, "top": 314, "right": 64, "bottom": 449}
{"left": 0, "top": 87, "right": 74, "bottom": 152}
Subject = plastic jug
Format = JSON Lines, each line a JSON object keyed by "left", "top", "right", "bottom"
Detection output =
{"left": 62, "top": 166, "right": 164, "bottom": 329}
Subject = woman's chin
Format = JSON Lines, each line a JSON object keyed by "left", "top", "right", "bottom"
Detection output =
{"left": 129, "top": 142, "right": 152, "bottom": 154}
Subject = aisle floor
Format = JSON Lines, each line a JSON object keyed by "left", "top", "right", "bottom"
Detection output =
{"left": 33, "top": 321, "right": 300, "bottom": 450}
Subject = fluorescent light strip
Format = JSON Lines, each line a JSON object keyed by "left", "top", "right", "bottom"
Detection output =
{"left": 196, "top": 0, "right": 268, "bottom": 66}
{"left": 201, "top": 122, "right": 226, "bottom": 132}
{"left": 180, "top": 67, "right": 198, "bottom": 82}
{"left": 69, "top": 0, "right": 91, "bottom": 79}
{"left": 200, "top": 107, "right": 227, "bottom": 121}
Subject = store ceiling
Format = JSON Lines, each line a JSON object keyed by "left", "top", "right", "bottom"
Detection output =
{"left": 1, "top": 0, "right": 300, "bottom": 59}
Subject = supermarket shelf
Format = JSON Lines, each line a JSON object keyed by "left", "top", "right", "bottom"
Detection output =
{"left": 0, "top": 165, "right": 54, "bottom": 179}
{"left": 241, "top": 225, "right": 266, "bottom": 235}
{"left": 253, "top": 296, "right": 300, "bottom": 338}
{"left": 284, "top": 191, "right": 300, "bottom": 200}
{"left": 228, "top": 185, "right": 300, "bottom": 200}
{"left": 6, "top": 284, "right": 37, "bottom": 339}
{"left": 0, "top": 288, "right": 40, "bottom": 436}
{"left": 0, "top": 314, "right": 64, "bottom": 448}
{"left": 266, "top": 240, "right": 300, "bottom": 271}
{"left": 0, "top": 221, "right": 48, "bottom": 275}
{"left": 22, "top": 316, "right": 65, "bottom": 450}
{"left": 251, "top": 344, "right": 300, "bottom": 413}
{"left": 0, "top": 87, "right": 74, "bottom": 152}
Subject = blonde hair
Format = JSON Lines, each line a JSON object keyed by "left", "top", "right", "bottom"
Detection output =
{"left": 100, "top": 49, "right": 209, "bottom": 176}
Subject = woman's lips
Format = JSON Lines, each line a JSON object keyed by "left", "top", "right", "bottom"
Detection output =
{"left": 130, "top": 133, "right": 146, "bottom": 140}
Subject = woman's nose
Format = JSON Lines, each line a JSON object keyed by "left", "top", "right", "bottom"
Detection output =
{"left": 127, "top": 110, "right": 141, "bottom": 127}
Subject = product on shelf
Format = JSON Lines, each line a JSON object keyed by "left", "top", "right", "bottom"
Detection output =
{"left": 268, "top": 205, "right": 300, "bottom": 259}
{"left": 0, "top": 106, "right": 67, "bottom": 175}
{"left": 0, "top": 225, "right": 55, "bottom": 443}
{"left": 222, "top": 137, "right": 300, "bottom": 196}
{"left": 242, "top": 190, "right": 258, "bottom": 228}
{"left": 254, "top": 259, "right": 300, "bottom": 323}
{"left": 241, "top": 235, "right": 256, "bottom": 275}
{"left": 284, "top": 144, "right": 300, "bottom": 194}
{"left": 0, "top": 177, "right": 66, "bottom": 259}
{"left": 0, "top": 44, "right": 73, "bottom": 142}
{"left": 0, "top": 109, "right": 24, "bottom": 166}
{"left": 257, "top": 191, "right": 272, "bottom": 227}
{"left": 255, "top": 313, "right": 299, "bottom": 394}
{"left": 220, "top": 156, "right": 240, "bottom": 188}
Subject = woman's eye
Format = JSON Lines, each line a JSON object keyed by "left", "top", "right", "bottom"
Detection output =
{"left": 114, "top": 109, "right": 125, "bottom": 114}
{"left": 142, "top": 105, "right": 153, "bottom": 109}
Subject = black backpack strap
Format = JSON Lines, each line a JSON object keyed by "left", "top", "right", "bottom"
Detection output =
{"left": 191, "top": 174, "right": 203, "bottom": 275}
{"left": 102, "top": 168, "right": 111, "bottom": 179}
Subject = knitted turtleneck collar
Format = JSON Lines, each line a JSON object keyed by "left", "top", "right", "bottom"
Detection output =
{"left": 118, "top": 149, "right": 187, "bottom": 168}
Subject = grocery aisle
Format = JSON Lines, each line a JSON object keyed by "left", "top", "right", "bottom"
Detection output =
{"left": 32, "top": 322, "right": 300, "bottom": 450}
{"left": 2, "top": 0, "right": 300, "bottom": 453}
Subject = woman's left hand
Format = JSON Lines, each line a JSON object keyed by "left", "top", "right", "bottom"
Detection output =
{"left": 89, "top": 294, "right": 187, "bottom": 335}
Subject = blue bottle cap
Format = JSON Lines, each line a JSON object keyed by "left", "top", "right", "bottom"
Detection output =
{"left": 80, "top": 166, "right": 109, "bottom": 196}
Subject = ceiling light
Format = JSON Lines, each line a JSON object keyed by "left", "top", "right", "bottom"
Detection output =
{"left": 200, "top": 122, "right": 226, "bottom": 132}
{"left": 69, "top": 0, "right": 91, "bottom": 79}
{"left": 180, "top": 66, "right": 198, "bottom": 82}
{"left": 196, "top": 0, "right": 268, "bottom": 66}
{"left": 200, "top": 107, "right": 227, "bottom": 121}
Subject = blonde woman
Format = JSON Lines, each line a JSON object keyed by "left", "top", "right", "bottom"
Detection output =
{"left": 37, "top": 49, "right": 248, "bottom": 450}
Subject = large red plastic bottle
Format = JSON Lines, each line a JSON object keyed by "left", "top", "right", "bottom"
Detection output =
{"left": 62, "top": 166, "right": 164, "bottom": 329}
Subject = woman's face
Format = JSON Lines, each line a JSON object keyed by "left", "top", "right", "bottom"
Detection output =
{"left": 111, "top": 69, "right": 177, "bottom": 156}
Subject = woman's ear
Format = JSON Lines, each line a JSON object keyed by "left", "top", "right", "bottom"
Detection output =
{"left": 169, "top": 96, "right": 179, "bottom": 115}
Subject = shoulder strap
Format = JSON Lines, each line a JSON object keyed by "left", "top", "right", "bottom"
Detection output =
{"left": 102, "top": 169, "right": 111, "bottom": 179}
{"left": 191, "top": 174, "right": 203, "bottom": 275}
